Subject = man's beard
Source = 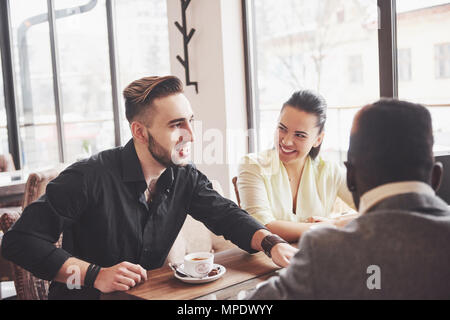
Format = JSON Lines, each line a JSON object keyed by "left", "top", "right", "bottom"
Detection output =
{"left": 147, "top": 131, "right": 175, "bottom": 168}
{"left": 147, "top": 130, "right": 190, "bottom": 168}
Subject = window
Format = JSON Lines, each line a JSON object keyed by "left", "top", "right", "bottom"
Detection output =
{"left": 249, "top": 0, "right": 379, "bottom": 161}
{"left": 348, "top": 55, "right": 364, "bottom": 84}
{"left": 55, "top": 0, "right": 115, "bottom": 163}
{"left": 435, "top": 43, "right": 450, "bottom": 79}
{"left": 115, "top": 0, "right": 171, "bottom": 144}
{"left": 2, "top": 0, "right": 171, "bottom": 169}
{"left": 397, "top": 0, "right": 450, "bottom": 150}
{"left": 336, "top": 9, "right": 345, "bottom": 23}
{"left": 398, "top": 48, "right": 412, "bottom": 82}
{"left": 10, "top": 0, "right": 59, "bottom": 168}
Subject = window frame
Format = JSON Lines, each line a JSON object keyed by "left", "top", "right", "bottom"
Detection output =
{"left": 0, "top": 0, "right": 22, "bottom": 169}
{"left": 242, "top": 0, "right": 400, "bottom": 152}
{"left": 0, "top": 0, "right": 123, "bottom": 167}
{"left": 435, "top": 42, "right": 450, "bottom": 79}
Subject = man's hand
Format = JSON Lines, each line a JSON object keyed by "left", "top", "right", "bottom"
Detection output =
{"left": 94, "top": 261, "right": 147, "bottom": 293}
{"left": 270, "top": 243, "right": 298, "bottom": 268}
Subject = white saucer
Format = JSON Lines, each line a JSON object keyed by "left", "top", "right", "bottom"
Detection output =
{"left": 174, "top": 263, "right": 226, "bottom": 284}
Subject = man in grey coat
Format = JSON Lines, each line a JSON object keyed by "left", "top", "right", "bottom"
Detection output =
{"left": 248, "top": 99, "right": 450, "bottom": 299}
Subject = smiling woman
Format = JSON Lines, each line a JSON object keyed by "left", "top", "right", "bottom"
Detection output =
{"left": 237, "top": 90, "right": 357, "bottom": 242}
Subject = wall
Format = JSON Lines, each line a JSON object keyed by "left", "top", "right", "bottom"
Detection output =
{"left": 166, "top": 0, "right": 248, "bottom": 199}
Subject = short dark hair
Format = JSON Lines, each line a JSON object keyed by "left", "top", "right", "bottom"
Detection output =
{"left": 123, "top": 75, "right": 183, "bottom": 124}
{"left": 348, "top": 99, "right": 434, "bottom": 185}
{"left": 281, "top": 90, "right": 327, "bottom": 160}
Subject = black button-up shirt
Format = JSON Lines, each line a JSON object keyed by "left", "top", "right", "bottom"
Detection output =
{"left": 1, "top": 139, "right": 265, "bottom": 299}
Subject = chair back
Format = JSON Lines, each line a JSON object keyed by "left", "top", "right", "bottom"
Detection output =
{"left": 21, "top": 168, "right": 61, "bottom": 210}
{"left": 0, "top": 212, "right": 49, "bottom": 300}
{"left": 0, "top": 167, "right": 62, "bottom": 299}
{"left": 0, "top": 154, "right": 15, "bottom": 172}
{"left": 232, "top": 176, "right": 241, "bottom": 207}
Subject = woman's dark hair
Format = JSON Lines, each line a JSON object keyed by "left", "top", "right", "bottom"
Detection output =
{"left": 281, "top": 90, "right": 327, "bottom": 160}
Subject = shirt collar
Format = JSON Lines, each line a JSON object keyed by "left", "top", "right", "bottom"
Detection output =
{"left": 359, "top": 181, "right": 436, "bottom": 214}
{"left": 121, "top": 138, "right": 175, "bottom": 192}
{"left": 121, "top": 139, "right": 146, "bottom": 183}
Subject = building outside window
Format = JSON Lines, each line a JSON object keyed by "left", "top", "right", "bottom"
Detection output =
{"left": 398, "top": 48, "right": 412, "bottom": 82}
{"left": 397, "top": 0, "right": 450, "bottom": 150}
{"left": 348, "top": 55, "right": 364, "bottom": 85}
{"left": 435, "top": 43, "right": 450, "bottom": 79}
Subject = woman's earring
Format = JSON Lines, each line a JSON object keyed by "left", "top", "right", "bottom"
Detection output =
{"left": 348, "top": 185, "right": 356, "bottom": 192}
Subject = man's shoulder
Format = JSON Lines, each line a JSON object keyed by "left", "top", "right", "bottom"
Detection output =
{"left": 174, "top": 163, "right": 212, "bottom": 184}
{"left": 300, "top": 214, "right": 384, "bottom": 256}
{"left": 302, "top": 222, "right": 361, "bottom": 250}
{"left": 173, "top": 163, "right": 197, "bottom": 176}
{"left": 305, "top": 202, "right": 450, "bottom": 246}
{"left": 63, "top": 146, "right": 123, "bottom": 178}
{"left": 174, "top": 164, "right": 224, "bottom": 193}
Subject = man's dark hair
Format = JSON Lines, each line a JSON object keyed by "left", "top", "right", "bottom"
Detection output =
{"left": 123, "top": 75, "right": 183, "bottom": 125}
{"left": 282, "top": 90, "right": 327, "bottom": 160}
{"left": 348, "top": 99, "right": 434, "bottom": 186}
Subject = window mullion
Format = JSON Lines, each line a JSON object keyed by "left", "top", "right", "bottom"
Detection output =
{"left": 47, "top": 0, "right": 66, "bottom": 163}
{"left": 0, "top": 0, "right": 22, "bottom": 169}
{"left": 378, "top": 0, "right": 398, "bottom": 98}
{"left": 106, "top": 0, "right": 122, "bottom": 147}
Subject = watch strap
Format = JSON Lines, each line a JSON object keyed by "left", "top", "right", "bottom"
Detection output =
{"left": 261, "top": 234, "right": 288, "bottom": 258}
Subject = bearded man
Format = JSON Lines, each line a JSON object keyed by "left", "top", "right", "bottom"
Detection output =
{"left": 2, "top": 76, "right": 297, "bottom": 300}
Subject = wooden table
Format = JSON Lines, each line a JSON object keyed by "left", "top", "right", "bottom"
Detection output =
{"left": 101, "top": 248, "right": 281, "bottom": 300}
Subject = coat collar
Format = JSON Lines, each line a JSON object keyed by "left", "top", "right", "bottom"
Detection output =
{"left": 367, "top": 192, "right": 449, "bottom": 217}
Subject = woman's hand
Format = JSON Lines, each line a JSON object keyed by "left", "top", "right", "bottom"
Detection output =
{"left": 306, "top": 216, "right": 333, "bottom": 224}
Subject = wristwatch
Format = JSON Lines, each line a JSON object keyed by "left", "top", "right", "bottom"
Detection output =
{"left": 261, "top": 234, "right": 288, "bottom": 258}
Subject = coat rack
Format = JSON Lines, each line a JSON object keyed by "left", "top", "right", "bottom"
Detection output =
{"left": 175, "top": 0, "right": 198, "bottom": 93}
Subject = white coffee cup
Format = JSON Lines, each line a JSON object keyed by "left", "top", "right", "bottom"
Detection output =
{"left": 183, "top": 252, "right": 214, "bottom": 278}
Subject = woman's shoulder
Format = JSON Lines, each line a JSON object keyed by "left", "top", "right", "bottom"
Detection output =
{"left": 310, "top": 156, "right": 346, "bottom": 181}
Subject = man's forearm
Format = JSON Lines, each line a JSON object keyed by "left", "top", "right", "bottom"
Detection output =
{"left": 53, "top": 257, "right": 90, "bottom": 287}
{"left": 54, "top": 258, "right": 148, "bottom": 293}
{"left": 250, "top": 228, "right": 272, "bottom": 251}
{"left": 1, "top": 230, "right": 72, "bottom": 281}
